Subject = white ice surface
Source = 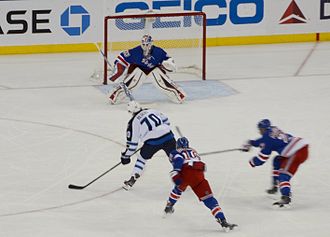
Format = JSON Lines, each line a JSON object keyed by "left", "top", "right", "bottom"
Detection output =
{"left": 0, "top": 42, "right": 330, "bottom": 237}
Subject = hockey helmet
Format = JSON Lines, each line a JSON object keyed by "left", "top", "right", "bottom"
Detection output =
{"left": 127, "top": 101, "right": 142, "bottom": 114}
{"left": 141, "top": 34, "right": 153, "bottom": 56}
{"left": 176, "top": 137, "right": 189, "bottom": 149}
{"left": 257, "top": 119, "right": 271, "bottom": 129}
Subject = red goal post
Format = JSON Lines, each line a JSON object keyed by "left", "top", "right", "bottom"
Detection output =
{"left": 103, "top": 11, "right": 207, "bottom": 84}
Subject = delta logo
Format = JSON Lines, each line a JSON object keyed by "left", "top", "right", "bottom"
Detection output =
{"left": 279, "top": 0, "right": 307, "bottom": 24}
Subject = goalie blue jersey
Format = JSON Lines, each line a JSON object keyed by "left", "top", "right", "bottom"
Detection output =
{"left": 115, "top": 45, "right": 169, "bottom": 72}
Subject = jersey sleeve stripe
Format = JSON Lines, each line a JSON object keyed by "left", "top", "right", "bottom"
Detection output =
{"left": 257, "top": 152, "right": 269, "bottom": 162}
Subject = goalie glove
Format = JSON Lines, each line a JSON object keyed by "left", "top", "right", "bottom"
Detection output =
{"left": 161, "top": 58, "right": 176, "bottom": 72}
{"left": 170, "top": 170, "right": 182, "bottom": 186}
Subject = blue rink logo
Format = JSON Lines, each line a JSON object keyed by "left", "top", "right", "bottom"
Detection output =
{"left": 61, "top": 5, "right": 90, "bottom": 36}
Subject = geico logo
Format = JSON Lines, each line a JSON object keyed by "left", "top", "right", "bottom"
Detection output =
{"left": 320, "top": 0, "right": 330, "bottom": 20}
{"left": 0, "top": 9, "right": 51, "bottom": 35}
{"left": 115, "top": 0, "right": 264, "bottom": 26}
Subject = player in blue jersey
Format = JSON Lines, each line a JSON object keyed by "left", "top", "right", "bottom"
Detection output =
{"left": 120, "top": 101, "right": 176, "bottom": 190}
{"left": 164, "top": 137, "right": 237, "bottom": 232}
{"left": 108, "top": 34, "right": 186, "bottom": 104}
{"left": 242, "top": 119, "right": 309, "bottom": 207}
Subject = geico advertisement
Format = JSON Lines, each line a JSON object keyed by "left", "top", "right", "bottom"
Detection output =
{"left": 106, "top": 0, "right": 267, "bottom": 37}
{"left": 1, "top": 0, "right": 329, "bottom": 47}
{"left": 0, "top": 0, "right": 101, "bottom": 46}
{"left": 105, "top": 0, "right": 330, "bottom": 37}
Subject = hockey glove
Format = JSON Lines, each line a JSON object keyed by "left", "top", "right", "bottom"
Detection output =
{"left": 241, "top": 141, "right": 252, "bottom": 152}
{"left": 170, "top": 170, "right": 182, "bottom": 186}
{"left": 121, "top": 152, "right": 131, "bottom": 165}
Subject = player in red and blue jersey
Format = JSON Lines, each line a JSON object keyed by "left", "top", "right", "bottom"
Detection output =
{"left": 242, "top": 119, "right": 309, "bottom": 207}
{"left": 164, "top": 137, "right": 237, "bottom": 232}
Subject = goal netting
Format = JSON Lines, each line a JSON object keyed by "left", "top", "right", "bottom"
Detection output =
{"left": 100, "top": 10, "right": 206, "bottom": 84}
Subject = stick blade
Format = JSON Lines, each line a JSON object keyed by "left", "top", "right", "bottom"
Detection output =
{"left": 68, "top": 184, "right": 85, "bottom": 190}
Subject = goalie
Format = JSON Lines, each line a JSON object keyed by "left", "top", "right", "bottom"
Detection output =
{"left": 108, "top": 34, "right": 186, "bottom": 104}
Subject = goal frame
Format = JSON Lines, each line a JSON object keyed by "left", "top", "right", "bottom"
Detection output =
{"left": 103, "top": 11, "right": 207, "bottom": 84}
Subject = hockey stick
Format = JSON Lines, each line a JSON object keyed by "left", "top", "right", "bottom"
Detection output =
{"left": 119, "top": 82, "right": 134, "bottom": 101}
{"left": 89, "top": 43, "right": 114, "bottom": 82}
{"left": 68, "top": 148, "right": 141, "bottom": 190}
{"left": 94, "top": 42, "right": 114, "bottom": 71}
{"left": 175, "top": 126, "right": 183, "bottom": 137}
{"left": 175, "top": 126, "right": 242, "bottom": 156}
{"left": 68, "top": 161, "right": 121, "bottom": 190}
{"left": 200, "top": 148, "right": 243, "bottom": 156}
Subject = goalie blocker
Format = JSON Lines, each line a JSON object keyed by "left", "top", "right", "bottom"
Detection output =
{"left": 109, "top": 63, "right": 186, "bottom": 104}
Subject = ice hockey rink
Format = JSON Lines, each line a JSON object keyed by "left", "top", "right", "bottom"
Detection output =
{"left": 0, "top": 41, "right": 330, "bottom": 237}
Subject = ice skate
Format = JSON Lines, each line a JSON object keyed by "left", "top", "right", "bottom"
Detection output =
{"left": 273, "top": 195, "right": 291, "bottom": 208}
{"left": 122, "top": 173, "right": 140, "bottom": 190}
{"left": 266, "top": 186, "right": 278, "bottom": 194}
{"left": 216, "top": 218, "right": 238, "bottom": 232}
{"left": 162, "top": 202, "right": 175, "bottom": 218}
{"left": 164, "top": 202, "right": 174, "bottom": 214}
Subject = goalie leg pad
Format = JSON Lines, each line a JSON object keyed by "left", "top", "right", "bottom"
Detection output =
{"left": 109, "top": 67, "right": 146, "bottom": 104}
{"left": 149, "top": 67, "right": 186, "bottom": 103}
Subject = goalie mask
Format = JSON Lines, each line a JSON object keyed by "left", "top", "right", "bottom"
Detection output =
{"left": 141, "top": 34, "right": 153, "bottom": 57}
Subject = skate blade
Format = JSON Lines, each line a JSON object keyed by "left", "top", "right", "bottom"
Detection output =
{"left": 222, "top": 225, "right": 238, "bottom": 232}
{"left": 122, "top": 184, "right": 132, "bottom": 191}
{"left": 272, "top": 203, "right": 291, "bottom": 209}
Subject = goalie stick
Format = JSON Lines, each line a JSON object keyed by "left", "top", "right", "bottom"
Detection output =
{"left": 68, "top": 148, "right": 141, "bottom": 190}
{"left": 89, "top": 43, "right": 114, "bottom": 82}
{"left": 94, "top": 42, "right": 114, "bottom": 71}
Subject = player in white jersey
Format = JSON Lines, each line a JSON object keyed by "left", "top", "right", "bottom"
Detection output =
{"left": 108, "top": 34, "right": 186, "bottom": 104}
{"left": 120, "top": 101, "right": 176, "bottom": 190}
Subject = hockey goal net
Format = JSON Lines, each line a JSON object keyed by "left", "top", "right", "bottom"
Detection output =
{"left": 102, "top": 11, "right": 206, "bottom": 84}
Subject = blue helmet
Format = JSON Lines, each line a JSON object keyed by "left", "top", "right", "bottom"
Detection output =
{"left": 257, "top": 119, "right": 271, "bottom": 129}
{"left": 176, "top": 137, "right": 189, "bottom": 149}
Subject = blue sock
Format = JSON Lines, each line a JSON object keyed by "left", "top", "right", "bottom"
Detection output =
{"left": 279, "top": 173, "right": 291, "bottom": 196}
{"left": 203, "top": 196, "right": 225, "bottom": 220}
{"left": 168, "top": 186, "right": 182, "bottom": 205}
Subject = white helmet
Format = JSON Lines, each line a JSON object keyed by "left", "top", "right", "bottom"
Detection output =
{"left": 141, "top": 34, "right": 153, "bottom": 56}
{"left": 127, "top": 101, "right": 142, "bottom": 114}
